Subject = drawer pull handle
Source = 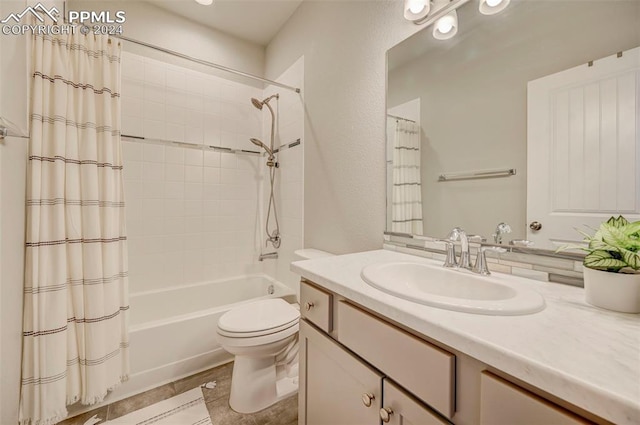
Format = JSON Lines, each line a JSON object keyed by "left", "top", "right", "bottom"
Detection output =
{"left": 361, "top": 393, "right": 375, "bottom": 407}
{"left": 304, "top": 302, "right": 315, "bottom": 311}
{"left": 380, "top": 407, "right": 394, "bottom": 422}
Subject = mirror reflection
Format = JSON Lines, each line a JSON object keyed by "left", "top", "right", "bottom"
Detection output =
{"left": 386, "top": 0, "right": 640, "bottom": 250}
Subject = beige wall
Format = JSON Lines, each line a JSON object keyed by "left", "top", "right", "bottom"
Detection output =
{"left": 265, "top": 0, "right": 421, "bottom": 254}
{"left": 388, "top": 1, "right": 640, "bottom": 241}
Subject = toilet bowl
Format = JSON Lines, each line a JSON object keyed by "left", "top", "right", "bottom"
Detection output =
{"left": 216, "top": 248, "right": 333, "bottom": 413}
{"left": 217, "top": 298, "right": 299, "bottom": 413}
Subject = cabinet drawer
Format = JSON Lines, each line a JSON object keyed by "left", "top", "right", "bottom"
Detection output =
{"left": 382, "top": 379, "right": 450, "bottom": 425}
{"left": 337, "top": 301, "right": 455, "bottom": 419}
{"left": 300, "top": 281, "right": 332, "bottom": 333}
{"left": 480, "top": 372, "right": 591, "bottom": 425}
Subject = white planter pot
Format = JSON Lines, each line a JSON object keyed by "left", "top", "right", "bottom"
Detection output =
{"left": 583, "top": 267, "right": 640, "bottom": 313}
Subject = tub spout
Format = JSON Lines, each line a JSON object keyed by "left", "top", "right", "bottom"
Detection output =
{"left": 259, "top": 252, "right": 278, "bottom": 261}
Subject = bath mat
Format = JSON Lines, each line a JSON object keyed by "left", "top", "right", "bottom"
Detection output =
{"left": 105, "top": 387, "right": 212, "bottom": 425}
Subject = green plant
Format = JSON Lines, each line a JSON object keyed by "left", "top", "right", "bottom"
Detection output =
{"left": 561, "top": 216, "right": 640, "bottom": 273}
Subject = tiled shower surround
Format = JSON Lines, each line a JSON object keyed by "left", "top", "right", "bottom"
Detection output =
{"left": 121, "top": 52, "right": 304, "bottom": 293}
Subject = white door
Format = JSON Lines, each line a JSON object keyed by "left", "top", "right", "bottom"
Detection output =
{"left": 527, "top": 47, "right": 640, "bottom": 249}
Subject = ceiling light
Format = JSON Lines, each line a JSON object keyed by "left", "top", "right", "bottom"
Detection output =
{"left": 194, "top": 0, "right": 213, "bottom": 5}
{"left": 404, "top": 0, "right": 430, "bottom": 21}
{"left": 479, "top": 0, "right": 510, "bottom": 15}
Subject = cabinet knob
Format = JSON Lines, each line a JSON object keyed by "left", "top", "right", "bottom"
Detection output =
{"left": 304, "top": 302, "right": 315, "bottom": 311}
{"left": 361, "top": 393, "right": 375, "bottom": 407}
{"left": 380, "top": 407, "right": 394, "bottom": 423}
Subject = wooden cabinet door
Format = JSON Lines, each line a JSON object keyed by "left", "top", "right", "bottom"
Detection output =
{"left": 380, "top": 379, "right": 450, "bottom": 425}
{"left": 480, "top": 372, "right": 591, "bottom": 425}
{"left": 299, "top": 319, "right": 382, "bottom": 425}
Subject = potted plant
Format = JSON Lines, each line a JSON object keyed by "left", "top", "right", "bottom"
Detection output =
{"left": 562, "top": 216, "right": 640, "bottom": 313}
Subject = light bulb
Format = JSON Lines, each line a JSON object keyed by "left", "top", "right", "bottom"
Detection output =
{"left": 436, "top": 16, "right": 454, "bottom": 34}
{"left": 479, "top": 0, "right": 510, "bottom": 15}
{"left": 404, "top": 0, "right": 430, "bottom": 21}
{"left": 409, "top": 2, "right": 426, "bottom": 14}
{"left": 433, "top": 9, "right": 458, "bottom": 40}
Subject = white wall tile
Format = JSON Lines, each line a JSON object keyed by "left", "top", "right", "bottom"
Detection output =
{"left": 166, "top": 105, "right": 187, "bottom": 125}
{"left": 144, "top": 61, "right": 165, "bottom": 86}
{"left": 143, "top": 144, "right": 165, "bottom": 163}
{"left": 165, "top": 163, "right": 184, "bottom": 182}
{"left": 123, "top": 96, "right": 143, "bottom": 119}
{"left": 166, "top": 69, "right": 186, "bottom": 91}
{"left": 142, "top": 162, "right": 164, "bottom": 181}
{"left": 143, "top": 119, "right": 166, "bottom": 140}
{"left": 122, "top": 52, "right": 270, "bottom": 291}
{"left": 144, "top": 84, "right": 165, "bottom": 105}
{"left": 165, "top": 146, "right": 185, "bottom": 164}
{"left": 166, "top": 123, "right": 185, "bottom": 142}
{"left": 122, "top": 116, "right": 143, "bottom": 137}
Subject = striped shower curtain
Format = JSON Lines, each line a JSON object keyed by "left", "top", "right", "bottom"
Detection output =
{"left": 391, "top": 120, "right": 424, "bottom": 235}
{"left": 19, "top": 28, "right": 129, "bottom": 425}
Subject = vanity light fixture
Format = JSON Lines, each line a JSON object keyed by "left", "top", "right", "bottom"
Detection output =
{"left": 194, "top": 0, "right": 213, "bottom": 5}
{"left": 404, "top": 0, "right": 510, "bottom": 40}
{"left": 404, "top": 0, "right": 430, "bottom": 21}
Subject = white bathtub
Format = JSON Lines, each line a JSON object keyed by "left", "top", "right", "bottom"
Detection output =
{"left": 110, "top": 274, "right": 296, "bottom": 403}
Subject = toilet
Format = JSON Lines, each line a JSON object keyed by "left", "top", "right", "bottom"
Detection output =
{"left": 216, "top": 248, "right": 333, "bottom": 413}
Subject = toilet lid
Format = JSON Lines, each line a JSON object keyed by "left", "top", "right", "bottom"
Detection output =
{"left": 218, "top": 298, "right": 300, "bottom": 334}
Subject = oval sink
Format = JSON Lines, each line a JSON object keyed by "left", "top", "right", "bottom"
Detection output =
{"left": 361, "top": 262, "right": 545, "bottom": 315}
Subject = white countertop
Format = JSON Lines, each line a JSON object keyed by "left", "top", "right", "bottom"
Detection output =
{"left": 291, "top": 249, "right": 640, "bottom": 425}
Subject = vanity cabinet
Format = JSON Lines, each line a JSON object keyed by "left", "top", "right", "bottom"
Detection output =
{"left": 299, "top": 280, "right": 602, "bottom": 425}
{"left": 381, "top": 379, "right": 449, "bottom": 425}
{"left": 300, "top": 320, "right": 382, "bottom": 425}
{"left": 299, "top": 319, "right": 447, "bottom": 425}
{"left": 480, "top": 372, "right": 589, "bottom": 425}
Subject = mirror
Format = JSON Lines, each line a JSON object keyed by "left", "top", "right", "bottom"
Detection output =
{"left": 386, "top": 0, "right": 640, "bottom": 250}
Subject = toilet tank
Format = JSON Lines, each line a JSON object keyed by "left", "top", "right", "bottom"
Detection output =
{"left": 293, "top": 249, "right": 334, "bottom": 261}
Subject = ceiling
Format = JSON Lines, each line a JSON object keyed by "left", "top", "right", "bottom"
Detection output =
{"left": 146, "top": 0, "right": 304, "bottom": 46}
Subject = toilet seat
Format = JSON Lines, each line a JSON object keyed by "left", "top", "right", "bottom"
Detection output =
{"left": 217, "top": 322, "right": 299, "bottom": 348}
{"left": 217, "top": 318, "right": 298, "bottom": 338}
{"left": 217, "top": 298, "right": 300, "bottom": 342}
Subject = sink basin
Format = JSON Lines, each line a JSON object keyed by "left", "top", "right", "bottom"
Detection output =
{"left": 361, "top": 262, "right": 545, "bottom": 315}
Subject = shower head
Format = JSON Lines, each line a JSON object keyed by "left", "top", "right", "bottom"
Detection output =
{"left": 251, "top": 98, "right": 263, "bottom": 110}
{"left": 250, "top": 94, "right": 279, "bottom": 110}
{"left": 250, "top": 138, "right": 273, "bottom": 156}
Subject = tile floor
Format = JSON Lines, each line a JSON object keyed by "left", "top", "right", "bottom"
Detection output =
{"left": 58, "top": 362, "right": 298, "bottom": 425}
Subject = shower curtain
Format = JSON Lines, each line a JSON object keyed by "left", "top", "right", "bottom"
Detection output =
{"left": 19, "top": 29, "right": 129, "bottom": 425}
{"left": 391, "top": 119, "right": 424, "bottom": 235}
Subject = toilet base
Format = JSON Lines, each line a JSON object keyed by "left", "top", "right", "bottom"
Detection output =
{"left": 229, "top": 355, "right": 299, "bottom": 413}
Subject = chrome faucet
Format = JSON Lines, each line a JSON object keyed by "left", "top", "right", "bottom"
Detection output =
{"left": 493, "top": 222, "right": 512, "bottom": 244}
{"left": 446, "top": 227, "right": 472, "bottom": 270}
{"left": 259, "top": 252, "right": 278, "bottom": 261}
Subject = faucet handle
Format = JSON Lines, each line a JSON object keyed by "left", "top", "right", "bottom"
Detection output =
{"left": 435, "top": 239, "right": 458, "bottom": 268}
{"left": 472, "top": 246, "right": 507, "bottom": 275}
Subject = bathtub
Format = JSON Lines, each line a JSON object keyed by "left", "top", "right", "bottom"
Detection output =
{"left": 110, "top": 274, "right": 296, "bottom": 403}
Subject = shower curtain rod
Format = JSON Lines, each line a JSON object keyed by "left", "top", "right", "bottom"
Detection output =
{"left": 387, "top": 114, "right": 416, "bottom": 123}
{"left": 114, "top": 35, "right": 301, "bottom": 94}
